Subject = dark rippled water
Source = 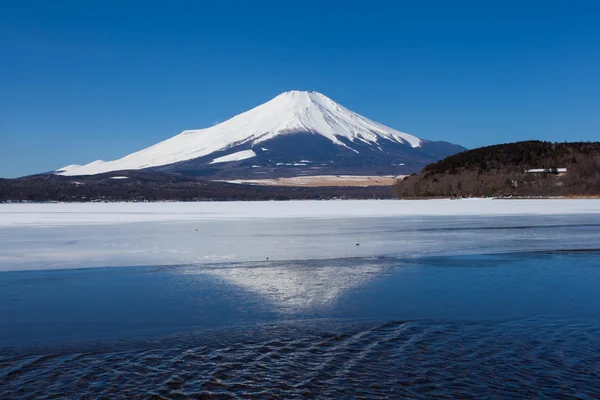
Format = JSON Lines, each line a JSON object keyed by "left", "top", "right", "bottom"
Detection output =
{"left": 2, "top": 251, "right": 600, "bottom": 398}
{"left": 3, "top": 318, "right": 600, "bottom": 399}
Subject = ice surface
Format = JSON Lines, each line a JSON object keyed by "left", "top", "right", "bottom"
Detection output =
{"left": 1, "top": 199, "right": 600, "bottom": 271}
{"left": 56, "top": 91, "right": 422, "bottom": 176}
{"left": 2, "top": 199, "right": 600, "bottom": 227}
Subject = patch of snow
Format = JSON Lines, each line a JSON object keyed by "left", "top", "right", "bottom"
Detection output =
{"left": 525, "top": 168, "right": 567, "bottom": 173}
{"left": 57, "top": 164, "right": 83, "bottom": 173}
{"left": 109, "top": 176, "right": 129, "bottom": 180}
{"left": 209, "top": 150, "right": 256, "bottom": 164}
{"left": 275, "top": 162, "right": 308, "bottom": 166}
{"left": 57, "top": 91, "right": 423, "bottom": 176}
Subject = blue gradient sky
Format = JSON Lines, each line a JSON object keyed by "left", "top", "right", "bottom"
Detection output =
{"left": 2, "top": 0, "right": 599, "bottom": 177}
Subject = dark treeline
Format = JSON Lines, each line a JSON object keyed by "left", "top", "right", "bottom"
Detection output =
{"left": 0, "top": 172, "right": 394, "bottom": 202}
{"left": 395, "top": 141, "right": 600, "bottom": 198}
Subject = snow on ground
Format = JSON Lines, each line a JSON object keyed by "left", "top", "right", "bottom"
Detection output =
{"left": 223, "top": 175, "right": 404, "bottom": 187}
{"left": 1, "top": 199, "right": 600, "bottom": 227}
{"left": 1, "top": 199, "right": 600, "bottom": 271}
{"left": 209, "top": 149, "right": 256, "bottom": 164}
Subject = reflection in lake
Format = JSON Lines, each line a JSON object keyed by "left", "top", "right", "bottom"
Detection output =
{"left": 2, "top": 251, "right": 600, "bottom": 398}
{"left": 2, "top": 250, "right": 600, "bottom": 398}
{"left": 188, "top": 259, "right": 389, "bottom": 311}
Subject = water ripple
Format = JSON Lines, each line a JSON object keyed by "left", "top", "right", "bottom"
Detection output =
{"left": 2, "top": 318, "right": 600, "bottom": 399}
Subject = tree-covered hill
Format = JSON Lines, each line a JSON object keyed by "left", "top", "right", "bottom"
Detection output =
{"left": 395, "top": 141, "right": 600, "bottom": 198}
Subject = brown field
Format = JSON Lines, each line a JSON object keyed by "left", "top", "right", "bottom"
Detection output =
{"left": 220, "top": 175, "right": 405, "bottom": 187}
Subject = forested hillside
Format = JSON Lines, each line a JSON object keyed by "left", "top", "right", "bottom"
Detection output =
{"left": 395, "top": 141, "right": 600, "bottom": 198}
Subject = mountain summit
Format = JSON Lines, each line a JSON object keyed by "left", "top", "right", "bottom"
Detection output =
{"left": 56, "top": 91, "right": 465, "bottom": 178}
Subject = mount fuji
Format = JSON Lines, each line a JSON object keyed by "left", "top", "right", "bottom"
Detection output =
{"left": 56, "top": 91, "right": 465, "bottom": 179}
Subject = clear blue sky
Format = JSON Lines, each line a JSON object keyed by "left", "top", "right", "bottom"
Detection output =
{"left": 2, "top": 0, "right": 599, "bottom": 178}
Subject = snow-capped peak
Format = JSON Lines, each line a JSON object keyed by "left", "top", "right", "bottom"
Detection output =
{"left": 57, "top": 91, "right": 423, "bottom": 176}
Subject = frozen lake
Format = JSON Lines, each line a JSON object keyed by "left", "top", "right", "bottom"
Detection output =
{"left": 1, "top": 199, "right": 600, "bottom": 398}
{"left": 2, "top": 199, "right": 600, "bottom": 271}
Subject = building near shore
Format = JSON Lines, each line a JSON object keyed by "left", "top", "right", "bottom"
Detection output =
{"left": 524, "top": 168, "right": 567, "bottom": 176}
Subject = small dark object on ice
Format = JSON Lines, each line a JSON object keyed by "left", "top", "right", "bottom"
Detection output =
{"left": 355, "top": 243, "right": 360, "bottom": 246}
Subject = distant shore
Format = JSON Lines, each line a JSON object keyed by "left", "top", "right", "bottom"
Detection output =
{"left": 5, "top": 194, "right": 600, "bottom": 204}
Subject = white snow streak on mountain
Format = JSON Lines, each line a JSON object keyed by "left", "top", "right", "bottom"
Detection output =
{"left": 57, "top": 91, "right": 422, "bottom": 176}
{"left": 209, "top": 150, "right": 256, "bottom": 164}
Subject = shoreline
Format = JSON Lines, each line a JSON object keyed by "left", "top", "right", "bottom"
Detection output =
{"left": 4, "top": 194, "right": 600, "bottom": 204}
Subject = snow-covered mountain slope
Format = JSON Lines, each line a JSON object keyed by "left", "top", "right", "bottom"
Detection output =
{"left": 56, "top": 91, "right": 465, "bottom": 177}
{"left": 209, "top": 150, "right": 256, "bottom": 164}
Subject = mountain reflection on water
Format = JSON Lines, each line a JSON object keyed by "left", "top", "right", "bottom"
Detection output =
{"left": 185, "top": 259, "right": 389, "bottom": 311}
{"left": 2, "top": 250, "right": 600, "bottom": 398}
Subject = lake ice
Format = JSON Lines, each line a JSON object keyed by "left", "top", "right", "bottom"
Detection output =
{"left": 1, "top": 199, "right": 600, "bottom": 271}
{"left": 2, "top": 199, "right": 600, "bottom": 398}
